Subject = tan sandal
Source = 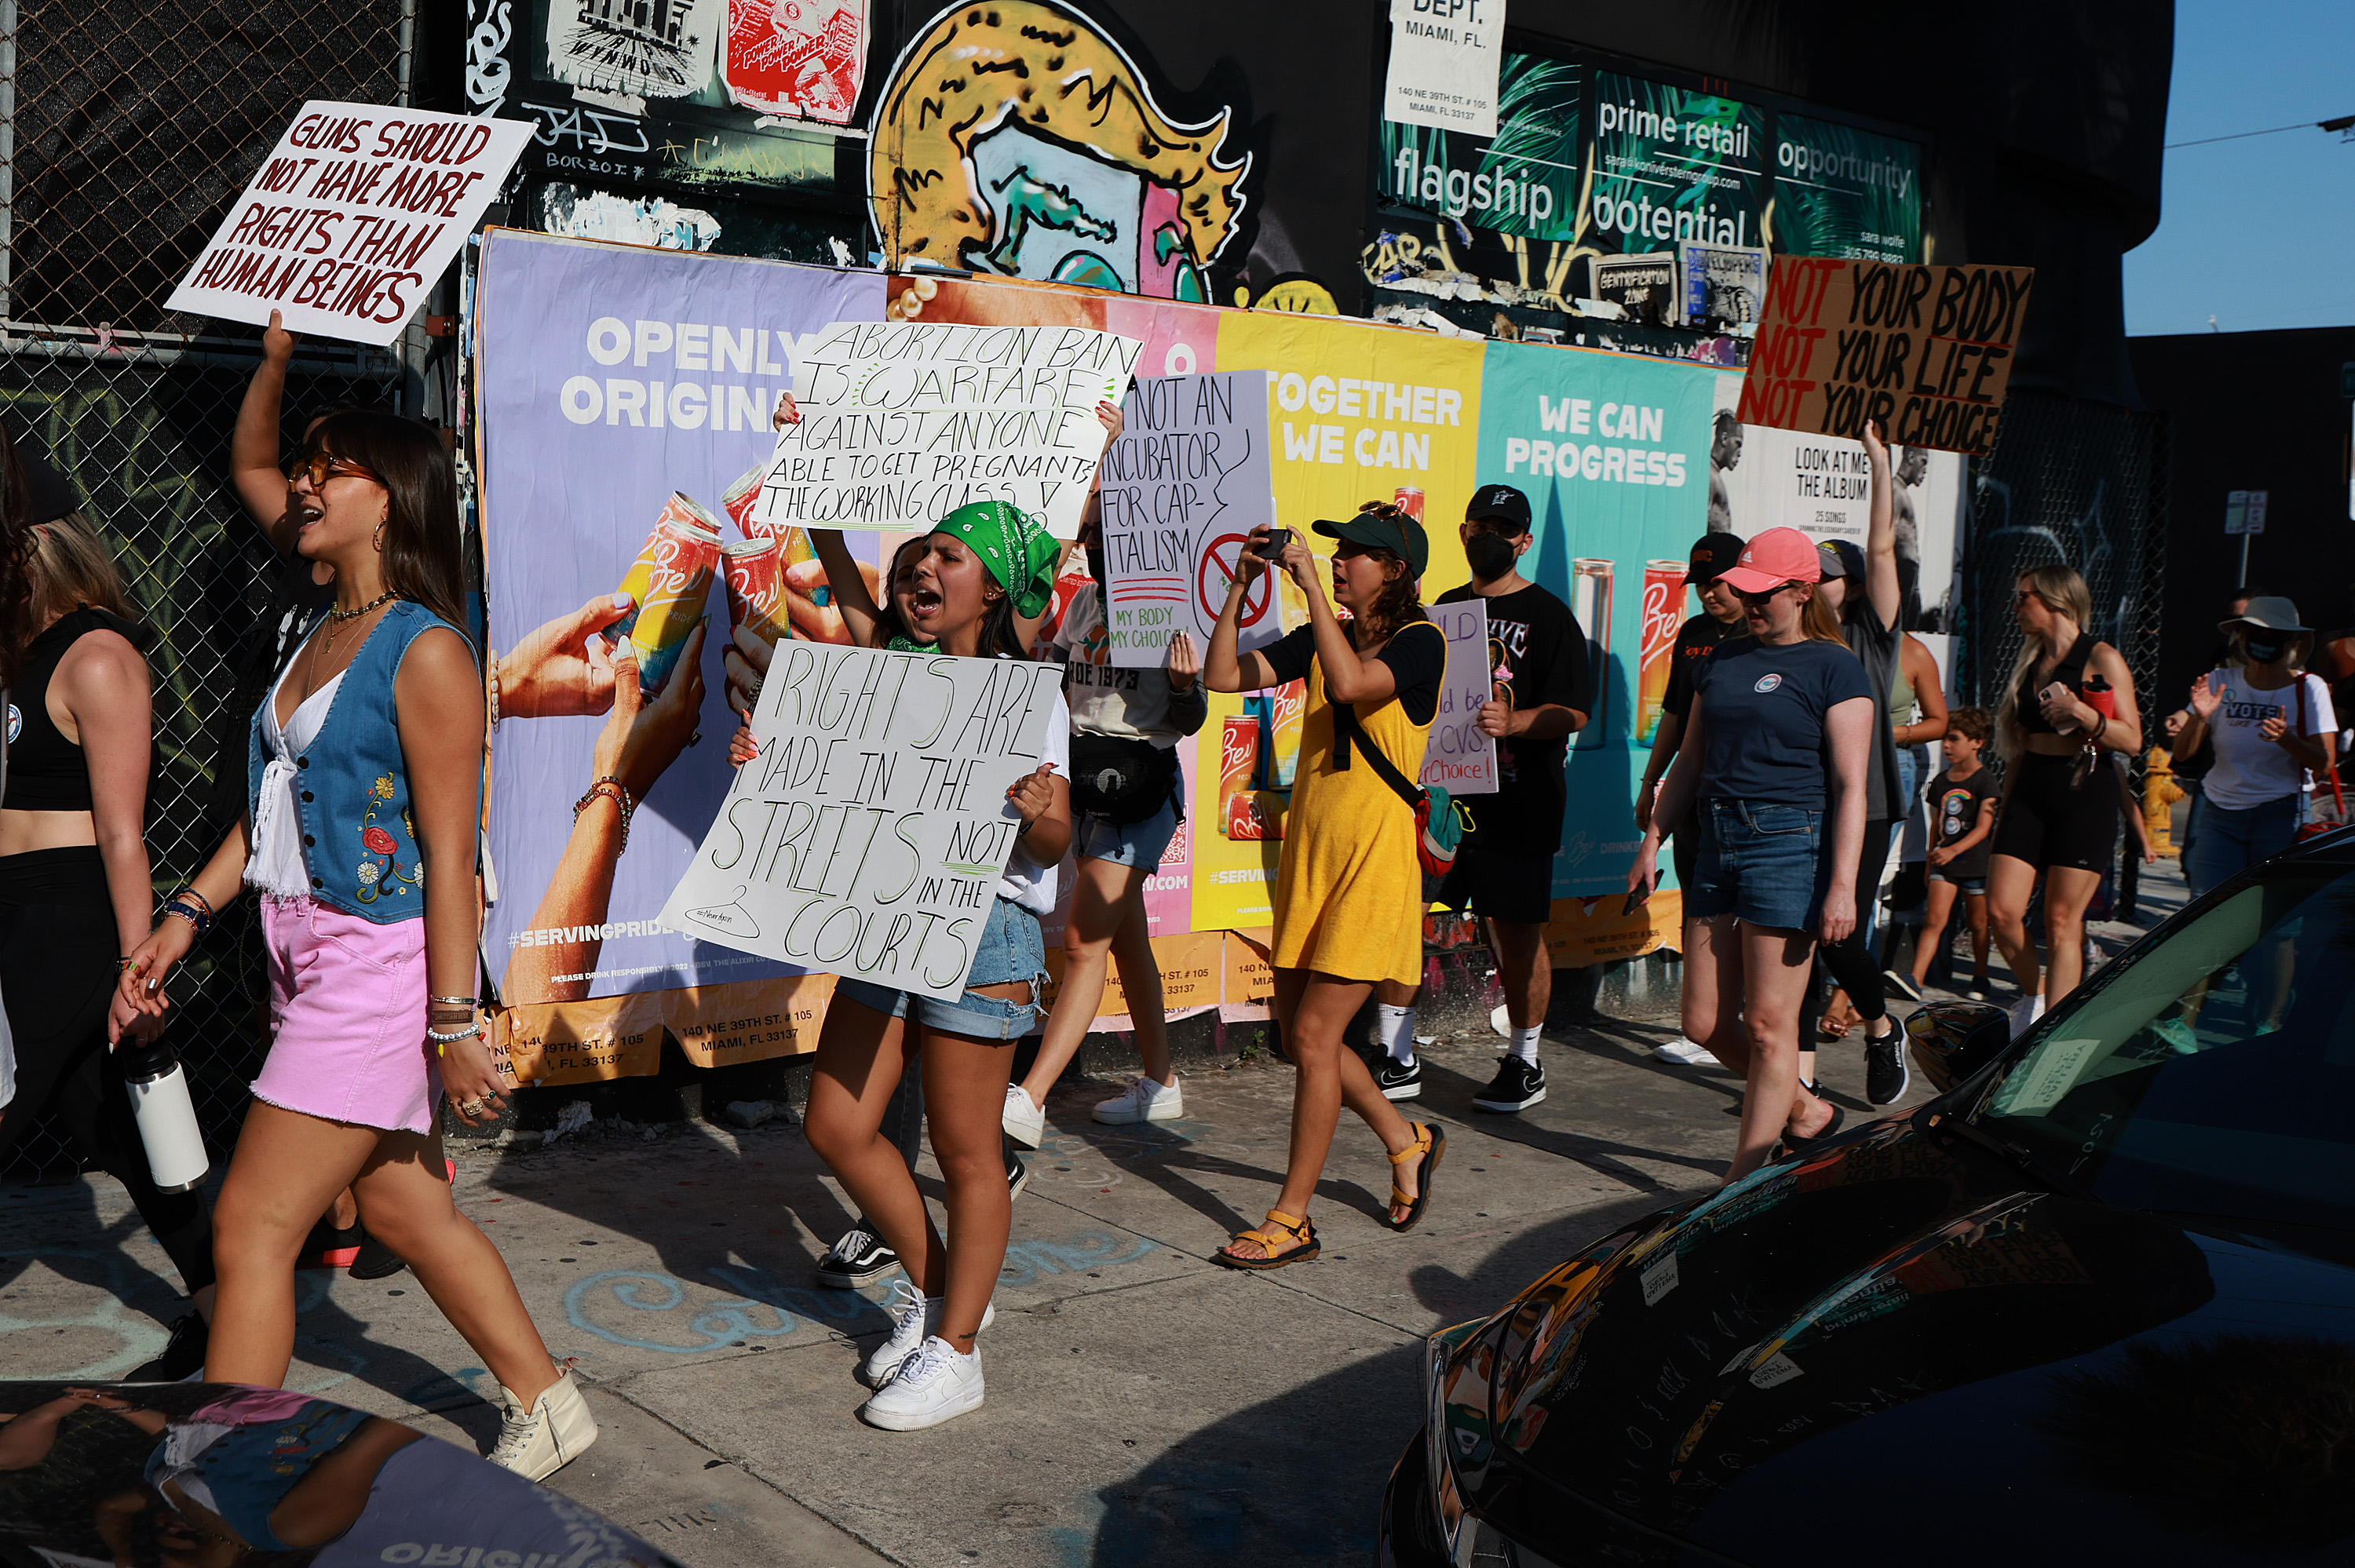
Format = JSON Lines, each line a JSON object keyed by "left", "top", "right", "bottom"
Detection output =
{"left": 1383, "top": 1121, "right": 1445, "bottom": 1233}
{"left": 1214, "top": 1209, "right": 1320, "bottom": 1270}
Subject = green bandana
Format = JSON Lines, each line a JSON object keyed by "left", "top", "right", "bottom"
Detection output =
{"left": 936, "top": 501, "right": 1060, "bottom": 619}
{"left": 884, "top": 633, "right": 929, "bottom": 652}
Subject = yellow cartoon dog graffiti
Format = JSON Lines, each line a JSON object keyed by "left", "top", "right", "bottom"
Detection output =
{"left": 868, "top": 1, "right": 1250, "bottom": 301}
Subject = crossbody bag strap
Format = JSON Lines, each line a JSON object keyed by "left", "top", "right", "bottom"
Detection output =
{"left": 1329, "top": 691, "right": 1424, "bottom": 812}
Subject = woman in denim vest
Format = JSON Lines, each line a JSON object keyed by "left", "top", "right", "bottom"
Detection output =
{"left": 119, "top": 413, "right": 593, "bottom": 1481}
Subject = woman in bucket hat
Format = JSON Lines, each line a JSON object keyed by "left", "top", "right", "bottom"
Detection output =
{"left": 2174, "top": 595, "right": 2336, "bottom": 898}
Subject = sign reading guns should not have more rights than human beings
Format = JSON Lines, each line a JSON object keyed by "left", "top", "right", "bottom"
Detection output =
{"left": 750, "top": 319, "right": 1145, "bottom": 539}
{"left": 1735, "top": 258, "right": 2035, "bottom": 458}
{"left": 661, "top": 645, "right": 1065, "bottom": 1001}
{"left": 166, "top": 102, "right": 531, "bottom": 346}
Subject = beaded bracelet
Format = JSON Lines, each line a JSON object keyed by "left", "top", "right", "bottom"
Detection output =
{"left": 487, "top": 654, "right": 504, "bottom": 728}
{"left": 574, "top": 776, "right": 636, "bottom": 854}
{"left": 426, "top": 1023, "right": 484, "bottom": 1045}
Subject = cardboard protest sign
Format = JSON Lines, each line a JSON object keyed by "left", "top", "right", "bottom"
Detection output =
{"left": 1736, "top": 257, "right": 2033, "bottom": 458}
{"left": 660, "top": 645, "right": 1065, "bottom": 1001}
{"left": 1097, "top": 370, "right": 1280, "bottom": 669}
{"left": 166, "top": 103, "right": 531, "bottom": 345}
{"left": 750, "top": 319, "right": 1145, "bottom": 539}
{"left": 1419, "top": 597, "right": 1497, "bottom": 794}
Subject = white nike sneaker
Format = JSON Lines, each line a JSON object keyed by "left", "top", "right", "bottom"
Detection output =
{"left": 1652, "top": 1037, "right": 1715, "bottom": 1066}
{"left": 2007, "top": 992, "right": 2046, "bottom": 1040}
{"left": 1092, "top": 1074, "right": 1183, "bottom": 1125}
{"left": 860, "top": 1336, "right": 985, "bottom": 1431}
{"left": 1002, "top": 1083, "right": 1046, "bottom": 1149}
{"left": 489, "top": 1369, "right": 599, "bottom": 1482}
{"left": 860, "top": 1277, "right": 993, "bottom": 1387}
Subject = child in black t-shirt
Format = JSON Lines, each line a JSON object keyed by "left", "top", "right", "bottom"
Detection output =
{"left": 1908, "top": 706, "right": 1998, "bottom": 998}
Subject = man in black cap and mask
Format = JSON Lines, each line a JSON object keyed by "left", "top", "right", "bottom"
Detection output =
{"left": 1367, "top": 483, "right": 1590, "bottom": 1113}
{"left": 1634, "top": 532, "right": 1747, "bottom": 1065}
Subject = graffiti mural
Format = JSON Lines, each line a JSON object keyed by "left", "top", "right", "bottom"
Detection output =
{"left": 868, "top": 1, "right": 1251, "bottom": 302}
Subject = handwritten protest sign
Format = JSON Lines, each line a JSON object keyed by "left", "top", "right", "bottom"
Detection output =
{"left": 750, "top": 320, "right": 1144, "bottom": 539}
{"left": 1735, "top": 258, "right": 2034, "bottom": 458}
{"left": 1097, "top": 370, "right": 1280, "bottom": 669}
{"left": 660, "top": 645, "right": 1065, "bottom": 1001}
{"left": 1420, "top": 598, "right": 1497, "bottom": 795}
{"left": 166, "top": 103, "right": 531, "bottom": 346}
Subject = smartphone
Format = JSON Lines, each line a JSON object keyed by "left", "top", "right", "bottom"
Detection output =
{"left": 1623, "top": 871, "right": 1659, "bottom": 916}
{"left": 1252, "top": 527, "right": 1293, "bottom": 562}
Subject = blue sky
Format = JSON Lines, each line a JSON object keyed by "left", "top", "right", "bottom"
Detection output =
{"left": 2123, "top": 1, "right": 2355, "bottom": 336}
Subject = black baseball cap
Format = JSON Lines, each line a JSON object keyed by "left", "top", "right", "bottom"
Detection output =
{"left": 1314, "top": 508, "right": 1429, "bottom": 578}
{"left": 1464, "top": 483, "right": 1532, "bottom": 534}
{"left": 1816, "top": 539, "right": 1865, "bottom": 582}
{"left": 1687, "top": 532, "right": 1743, "bottom": 585}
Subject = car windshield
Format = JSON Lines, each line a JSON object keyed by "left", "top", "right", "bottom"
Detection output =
{"left": 1977, "top": 861, "right": 2355, "bottom": 1253}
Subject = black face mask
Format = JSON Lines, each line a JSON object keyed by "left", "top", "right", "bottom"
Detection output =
{"left": 2244, "top": 635, "right": 2286, "bottom": 665}
{"left": 1464, "top": 531, "right": 1518, "bottom": 582}
{"left": 1086, "top": 545, "right": 1107, "bottom": 589}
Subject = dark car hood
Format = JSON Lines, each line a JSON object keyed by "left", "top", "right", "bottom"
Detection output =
{"left": 1449, "top": 1117, "right": 2355, "bottom": 1566}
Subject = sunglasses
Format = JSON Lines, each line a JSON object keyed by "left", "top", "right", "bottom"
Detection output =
{"left": 1735, "top": 582, "right": 1798, "bottom": 604}
{"left": 287, "top": 450, "right": 384, "bottom": 489}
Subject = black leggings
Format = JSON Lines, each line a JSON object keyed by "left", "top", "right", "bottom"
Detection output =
{"left": 0, "top": 848, "right": 215, "bottom": 1295}
{"left": 1802, "top": 819, "right": 1893, "bottom": 1042}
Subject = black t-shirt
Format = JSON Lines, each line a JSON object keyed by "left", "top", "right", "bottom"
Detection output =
{"left": 1436, "top": 581, "right": 1589, "bottom": 854}
{"left": 1846, "top": 600, "right": 1904, "bottom": 819}
{"left": 1263, "top": 618, "right": 1444, "bottom": 726}
{"left": 1661, "top": 611, "right": 1740, "bottom": 724}
{"left": 1926, "top": 764, "right": 1998, "bottom": 878}
{"left": 201, "top": 549, "right": 335, "bottom": 835}
{"left": 1691, "top": 636, "right": 1876, "bottom": 809}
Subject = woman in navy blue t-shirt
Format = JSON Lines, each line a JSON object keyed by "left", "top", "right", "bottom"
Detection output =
{"left": 1628, "top": 526, "right": 1875, "bottom": 1182}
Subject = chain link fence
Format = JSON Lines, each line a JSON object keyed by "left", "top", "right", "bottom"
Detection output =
{"left": 3, "top": 0, "right": 411, "bottom": 1177}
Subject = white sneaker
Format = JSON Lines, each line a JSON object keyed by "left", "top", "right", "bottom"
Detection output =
{"left": 860, "top": 1336, "right": 985, "bottom": 1431}
{"left": 1092, "top": 1074, "right": 1183, "bottom": 1125}
{"left": 1652, "top": 1037, "right": 1715, "bottom": 1066}
{"left": 860, "top": 1278, "right": 993, "bottom": 1387}
{"left": 1001, "top": 1083, "right": 1045, "bottom": 1149}
{"left": 489, "top": 1369, "right": 599, "bottom": 1482}
{"left": 1489, "top": 1002, "right": 1511, "bottom": 1037}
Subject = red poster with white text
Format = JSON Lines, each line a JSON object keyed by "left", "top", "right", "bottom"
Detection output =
{"left": 721, "top": 0, "right": 867, "bottom": 125}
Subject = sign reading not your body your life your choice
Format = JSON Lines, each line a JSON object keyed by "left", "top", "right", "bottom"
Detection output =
{"left": 1735, "top": 257, "right": 2035, "bottom": 459}
{"left": 661, "top": 644, "right": 1066, "bottom": 1001}
{"left": 749, "top": 319, "right": 1146, "bottom": 539}
{"left": 167, "top": 101, "right": 531, "bottom": 346}
{"left": 1097, "top": 370, "right": 1281, "bottom": 669}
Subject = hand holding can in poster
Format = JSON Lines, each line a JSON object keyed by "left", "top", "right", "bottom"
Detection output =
{"left": 612, "top": 494, "right": 724, "bottom": 692}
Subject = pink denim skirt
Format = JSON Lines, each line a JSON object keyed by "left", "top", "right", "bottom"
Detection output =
{"left": 252, "top": 895, "right": 440, "bottom": 1134}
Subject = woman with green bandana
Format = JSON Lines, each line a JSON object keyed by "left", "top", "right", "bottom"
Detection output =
{"left": 798, "top": 501, "right": 1074, "bottom": 1432}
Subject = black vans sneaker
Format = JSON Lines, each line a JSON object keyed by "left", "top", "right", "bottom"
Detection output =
{"left": 1371, "top": 1056, "right": 1422, "bottom": 1101}
{"left": 816, "top": 1224, "right": 901, "bottom": 1290}
{"left": 348, "top": 1231, "right": 408, "bottom": 1281}
{"left": 1864, "top": 1023, "right": 1911, "bottom": 1107}
{"left": 1473, "top": 1058, "right": 1546, "bottom": 1114}
{"left": 127, "top": 1313, "right": 208, "bottom": 1382}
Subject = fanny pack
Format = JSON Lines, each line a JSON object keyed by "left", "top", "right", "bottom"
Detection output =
{"left": 1331, "top": 691, "right": 1472, "bottom": 877}
{"left": 1070, "top": 734, "right": 1182, "bottom": 826}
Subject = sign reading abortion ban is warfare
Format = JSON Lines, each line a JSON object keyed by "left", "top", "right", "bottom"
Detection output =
{"left": 661, "top": 645, "right": 1065, "bottom": 1001}
{"left": 1736, "top": 258, "right": 2034, "bottom": 458}
{"left": 750, "top": 320, "right": 1145, "bottom": 540}
{"left": 167, "top": 103, "right": 531, "bottom": 346}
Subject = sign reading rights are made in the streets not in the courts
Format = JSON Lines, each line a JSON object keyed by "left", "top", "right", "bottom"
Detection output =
{"left": 662, "top": 644, "right": 1065, "bottom": 1002}
{"left": 750, "top": 319, "right": 1145, "bottom": 539}
{"left": 167, "top": 103, "right": 531, "bottom": 345}
{"left": 1098, "top": 370, "right": 1281, "bottom": 669}
{"left": 1736, "top": 257, "right": 2034, "bottom": 458}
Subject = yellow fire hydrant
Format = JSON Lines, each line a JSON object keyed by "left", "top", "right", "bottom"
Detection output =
{"left": 2145, "top": 746, "right": 2189, "bottom": 858}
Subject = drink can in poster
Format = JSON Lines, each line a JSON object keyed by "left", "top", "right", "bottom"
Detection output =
{"left": 1391, "top": 486, "right": 1426, "bottom": 521}
{"left": 1570, "top": 558, "right": 1614, "bottom": 750}
{"left": 1220, "top": 715, "right": 1265, "bottom": 840}
{"left": 721, "top": 458, "right": 769, "bottom": 535}
{"left": 613, "top": 494, "right": 722, "bottom": 693}
{"left": 1269, "top": 679, "right": 1307, "bottom": 789}
{"left": 721, "top": 536, "right": 794, "bottom": 651}
{"left": 1636, "top": 559, "right": 1686, "bottom": 747}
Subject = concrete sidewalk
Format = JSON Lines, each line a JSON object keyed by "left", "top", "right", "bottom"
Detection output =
{"left": 0, "top": 990, "right": 1948, "bottom": 1567}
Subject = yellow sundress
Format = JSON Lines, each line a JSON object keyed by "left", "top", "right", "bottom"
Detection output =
{"left": 1269, "top": 622, "right": 1444, "bottom": 986}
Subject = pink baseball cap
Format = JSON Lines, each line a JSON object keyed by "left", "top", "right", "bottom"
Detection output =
{"left": 1717, "top": 527, "right": 1824, "bottom": 594}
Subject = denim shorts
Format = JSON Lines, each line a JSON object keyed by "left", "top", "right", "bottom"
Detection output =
{"left": 834, "top": 895, "right": 1046, "bottom": 1042}
{"left": 1684, "top": 797, "right": 1830, "bottom": 932}
{"left": 1073, "top": 798, "right": 1178, "bottom": 870}
{"left": 1927, "top": 870, "right": 1987, "bottom": 895}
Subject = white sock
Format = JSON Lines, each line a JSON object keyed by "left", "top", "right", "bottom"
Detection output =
{"left": 1378, "top": 1004, "right": 1417, "bottom": 1064}
{"left": 1508, "top": 1025, "right": 1542, "bottom": 1065}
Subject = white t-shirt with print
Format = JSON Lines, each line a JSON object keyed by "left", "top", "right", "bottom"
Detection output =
{"left": 2201, "top": 669, "right": 2336, "bottom": 809}
{"left": 1048, "top": 582, "right": 1197, "bottom": 746}
{"left": 995, "top": 684, "right": 1072, "bottom": 913}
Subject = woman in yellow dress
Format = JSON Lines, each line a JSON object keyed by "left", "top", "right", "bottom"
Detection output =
{"left": 1203, "top": 503, "right": 1446, "bottom": 1267}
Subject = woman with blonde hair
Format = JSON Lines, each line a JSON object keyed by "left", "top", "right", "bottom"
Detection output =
{"left": 0, "top": 460, "right": 219, "bottom": 1380}
{"left": 1984, "top": 563, "right": 2143, "bottom": 1026}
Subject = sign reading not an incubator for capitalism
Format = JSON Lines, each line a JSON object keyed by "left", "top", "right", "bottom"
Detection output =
{"left": 1382, "top": 0, "right": 1506, "bottom": 138}
{"left": 750, "top": 320, "right": 1145, "bottom": 539}
{"left": 1736, "top": 257, "right": 2035, "bottom": 458}
{"left": 1099, "top": 370, "right": 1280, "bottom": 669}
{"left": 166, "top": 102, "right": 531, "bottom": 345}
{"left": 661, "top": 645, "right": 1066, "bottom": 1002}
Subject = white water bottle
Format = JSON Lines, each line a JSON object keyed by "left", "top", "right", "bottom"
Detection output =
{"left": 118, "top": 1041, "right": 210, "bottom": 1193}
